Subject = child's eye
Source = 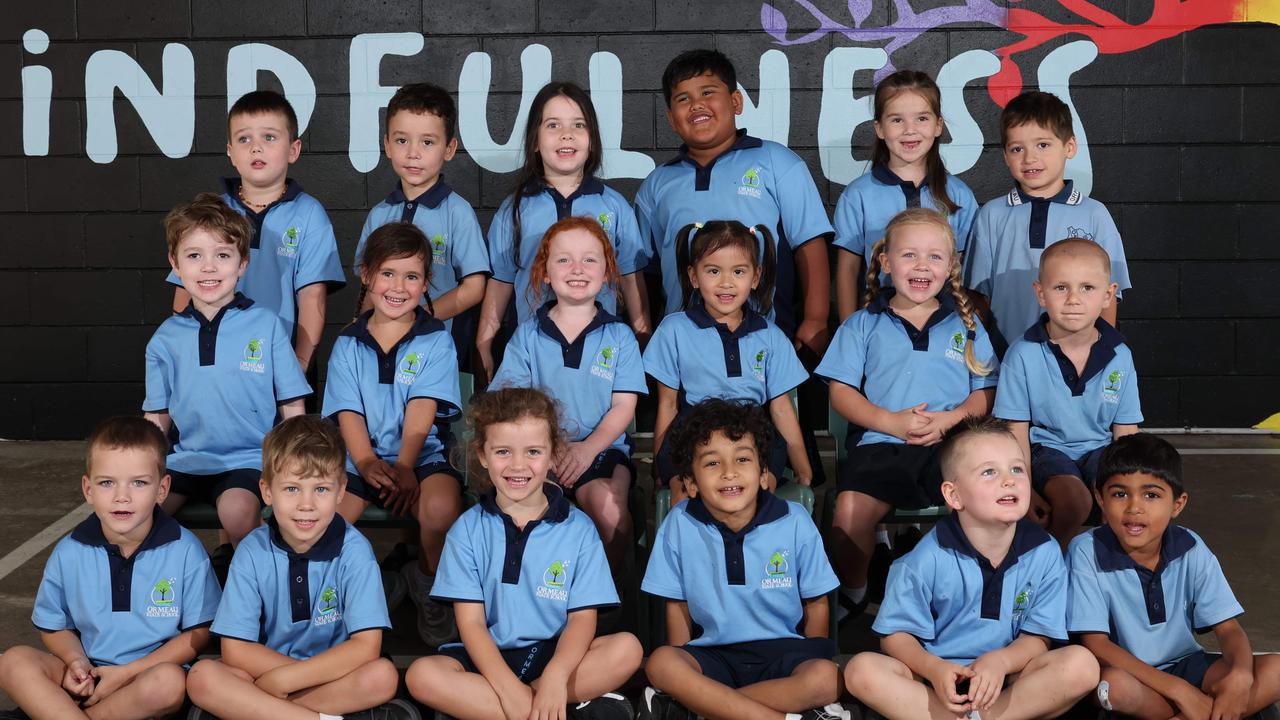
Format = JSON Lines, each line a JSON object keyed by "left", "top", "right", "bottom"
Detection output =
{"left": 316, "top": 486, "right": 329, "bottom": 494}
{"left": 395, "top": 137, "right": 406, "bottom": 145}
{"left": 929, "top": 253, "right": 943, "bottom": 262}
{"left": 1038, "top": 142, "right": 1051, "bottom": 150}
{"left": 703, "top": 459, "right": 719, "bottom": 468}
{"left": 1143, "top": 491, "right": 1160, "bottom": 500}
{"left": 574, "top": 121, "right": 586, "bottom": 129}
{"left": 406, "top": 273, "right": 421, "bottom": 282}
{"left": 98, "top": 479, "right": 114, "bottom": 488}
{"left": 493, "top": 449, "right": 510, "bottom": 457}
{"left": 284, "top": 486, "right": 299, "bottom": 494}
{"left": 1011, "top": 464, "right": 1025, "bottom": 475}
{"left": 264, "top": 134, "right": 276, "bottom": 142}
{"left": 1110, "top": 490, "right": 1126, "bottom": 498}
{"left": 527, "top": 449, "right": 542, "bottom": 457}
{"left": 981, "top": 467, "right": 996, "bottom": 476}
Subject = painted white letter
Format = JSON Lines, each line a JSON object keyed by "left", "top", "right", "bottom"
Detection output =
{"left": 84, "top": 44, "right": 195, "bottom": 163}
{"left": 348, "top": 32, "right": 424, "bottom": 173}
{"left": 227, "top": 43, "right": 317, "bottom": 136}
{"left": 936, "top": 50, "right": 1001, "bottom": 176}
{"left": 589, "top": 50, "right": 653, "bottom": 180}
{"left": 21, "top": 29, "right": 51, "bottom": 157}
{"left": 458, "top": 43, "right": 551, "bottom": 173}
{"left": 738, "top": 49, "right": 791, "bottom": 145}
{"left": 817, "top": 46, "right": 887, "bottom": 185}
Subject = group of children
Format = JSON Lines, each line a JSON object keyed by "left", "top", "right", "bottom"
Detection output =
{"left": 0, "top": 46, "right": 1276, "bottom": 720}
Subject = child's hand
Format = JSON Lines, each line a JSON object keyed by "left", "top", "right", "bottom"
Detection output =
{"left": 966, "top": 652, "right": 1009, "bottom": 711}
{"left": 529, "top": 672, "right": 569, "bottom": 720}
{"left": 886, "top": 403, "right": 930, "bottom": 441}
{"left": 386, "top": 462, "right": 421, "bottom": 516}
{"left": 554, "top": 442, "right": 597, "bottom": 489}
{"left": 85, "top": 663, "right": 134, "bottom": 706}
{"left": 61, "top": 658, "right": 95, "bottom": 698}
{"left": 924, "top": 660, "right": 974, "bottom": 716}
{"left": 1170, "top": 678, "right": 1213, "bottom": 720}
{"left": 495, "top": 679, "right": 533, "bottom": 720}
{"left": 255, "top": 666, "right": 294, "bottom": 699}
{"left": 357, "top": 457, "right": 397, "bottom": 498}
{"left": 477, "top": 345, "right": 496, "bottom": 386}
{"left": 906, "top": 408, "right": 953, "bottom": 446}
{"left": 1209, "top": 667, "right": 1253, "bottom": 720}
{"left": 795, "top": 318, "right": 831, "bottom": 358}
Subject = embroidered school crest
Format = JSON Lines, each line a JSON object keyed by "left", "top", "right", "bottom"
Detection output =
{"left": 400, "top": 351, "right": 423, "bottom": 379}
{"left": 946, "top": 331, "right": 966, "bottom": 362}
{"left": 278, "top": 226, "right": 301, "bottom": 257}
{"left": 239, "top": 339, "right": 266, "bottom": 373}
{"left": 1066, "top": 226, "right": 1095, "bottom": 242}
{"left": 596, "top": 212, "right": 613, "bottom": 236}
{"left": 430, "top": 234, "right": 447, "bottom": 265}
{"left": 315, "top": 586, "right": 341, "bottom": 625}
{"left": 591, "top": 346, "right": 617, "bottom": 381}
{"left": 751, "top": 349, "right": 767, "bottom": 381}
{"left": 537, "top": 560, "right": 570, "bottom": 602}
{"left": 1102, "top": 369, "right": 1123, "bottom": 402}
{"left": 1012, "top": 582, "right": 1034, "bottom": 621}
{"left": 761, "top": 549, "right": 793, "bottom": 589}
{"left": 738, "top": 167, "right": 764, "bottom": 198}
{"left": 146, "top": 577, "right": 180, "bottom": 618}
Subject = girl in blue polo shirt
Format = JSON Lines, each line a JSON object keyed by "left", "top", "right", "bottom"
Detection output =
{"left": 322, "top": 222, "right": 463, "bottom": 647}
{"left": 816, "top": 208, "right": 998, "bottom": 619}
{"left": 645, "top": 220, "right": 812, "bottom": 506}
{"left": 406, "top": 387, "right": 641, "bottom": 720}
{"left": 833, "top": 70, "right": 977, "bottom": 321}
{"left": 490, "top": 216, "right": 647, "bottom": 580}
{"left": 477, "top": 81, "right": 649, "bottom": 382}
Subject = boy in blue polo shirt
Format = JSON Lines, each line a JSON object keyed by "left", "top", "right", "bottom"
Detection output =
{"left": 0, "top": 417, "right": 220, "bottom": 720}
{"left": 1068, "top": 433, "right": 1280, "bottom": 719}
{"left": 641, "top": 399, "right": 846, "bottom": 720}
{"left": 146, "top": 194, "right": 311, "bottom": 549}
{"left": 964, "top": 90, "right": 1130, "bottom": 355}
{"left": 186, "top": 416, "right": 411, "bottom": 720}
{"left": 845, "top": 416, "right": 1099, "bottom": 720}
{"left": 170, "top": 90, "right": 345, "bottom": 375}
{"left": 994, "top": 239, "right": 1142, "bottom": 549}
{"left": 354, "top": 83, "right": 489, "bottom": 355}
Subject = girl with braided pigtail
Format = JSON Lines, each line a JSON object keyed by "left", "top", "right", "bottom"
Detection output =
{"left": 816, "top": 207, "right": 999, "bottom": 623}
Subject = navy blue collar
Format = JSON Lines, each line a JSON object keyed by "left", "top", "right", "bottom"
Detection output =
{"left": 479, "top": 483, "right": 572, "bottom": 525}
{"left": 665, "top": 129, "right": 763, "bottom": 169}
{"left": 268, "top": 513, "right": 346, "bottom": 561}
{"left": 534, "top": 300, "right": 623, "bottom": 366}
{"left": 179, "top": 292, "right": 254, "bottom": 320}
{"left": 866, "top": 290, "right": 965, "bottom": 351}
{"left": 385, "top": 178, "right": 453, "bottom": 209}
{"left": 1007, "top": 180, "right": 1081, "bottom": 207}
{"left": 935, "top": 512, "right": 1052, "bottom": 570}
{"left": 686, "top": 489, "right": 789, "bottom": 536}
{"left": 1024, "top": 315, "right": 1125, "bottom": 395}
{"left": 685, "top": 295, "right": 767, "bottom": 339}
{"left": 872, "top": 163, "right": 928, "bottom": 208}
{"left": 72, "top": 506, "right": 181, "bottom": 556}
{"left": 222, "top": 177, "right": 303, "bottom": 213}
{"left": 521, "top": 175, "right": 605, "bottom": 199}
{"left": 1093, "top": 523, "right": 1196, "bottom": 574}
{"left": 340, "top": 307, "right": 445, "bottom": 345}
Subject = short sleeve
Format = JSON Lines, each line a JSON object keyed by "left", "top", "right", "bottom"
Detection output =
{"left": 872, "top": 560, "right": 937, "bottom": 641}
{"left": 964, "top": 206, "right": 995, "bottom": 295}
{"left": 763, "top": 326, "right": 808, "bottom": 400}
{"left": 774, "top": 148, "right": 834, "bottom": 249}
{"left": 1189, "top": 541, "right": 1244, "bottom": 632}
{"left": 270, "top": 317, "right": 312, "bottom": 403}
{"left": 448, "top": 198, "right": 491, "bottom": 280}
{"left": 339, "top": 536, "right": 392, "bottom": 634}
{"left": 293, "top": 201, "right": 346, "bottom": 292}
{"left": 567, "top": 518, "right": 620, "bottom": 611}
{"left": 794, "top": 512, "right": 839, "bottom": 599}
{"left": 643, "top": 318, "right": 682, "bottom": 390}
{"left": 992, "top": 346, "right": 1031, "bottom": 422}
{"left": 814, "top": 315, "right": 869, "bottom": 389}
{"left": 491, "top": 324, "right": 535, "bottom": 390}
{"left": 408, "top": 333, "right": 462, "bottom": 420}
{"left": 487, "top": 199, "right": 518, "bottom": 284}
{"left": 640, "top": 509, "right": 687, "bottom": 601}
{"left": 1114, "top": 355, "right": 1143, "bottom": 425}
{"left": 947, "top": 177, "right": 979, "bottom": 255}
{"left": 430, "top": 516, "right": 484, "bottom": 603}
{"left": 1066, "top": 534, "right": 1111, "bottom": 634}
{"left": 31, "top": 543, "right": 73, "bottom": 632}
{"left": 211, "top": 548, "right": 265, "bottom": 642}
{"left": 354, "top": 211, "right": 377, "bottom": 267}
{"left": 970, "top": 323, "right": 1001, "bottom": 391}
{"left": 321, "top": 340, "right": 363, "bottom": 419}
{"left": 832, "top": 182, "right": 867, "bottom": 256}
{"left": 1093, "top": 206, "right": 1131, "bottom": 295}
{"left": 143, "top": 333, "right": 173, "bottom": 413}
{"left": 1017, "top": 545, "right": 1068, "bottom": 642}
{"left": 607, "top": 189, "right": 647, "bottom": 275}
{"left": 611, "top": 327, "right": 648, "bottom": 395}
{"left": 179, "top": 539, "right": 222, "bottom": 631}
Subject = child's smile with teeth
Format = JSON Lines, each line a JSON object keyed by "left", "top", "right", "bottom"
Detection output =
{"left": 171, "top": 228, "right": 247, "bottom": 320}
{"left": 363, "top": 253, "right": 427, "bottom": 322}
{"left": 689, "top": 430, "right": 769, "bottom": 531}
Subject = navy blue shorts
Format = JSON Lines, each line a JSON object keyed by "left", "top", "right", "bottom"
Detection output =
{"left": 1162, "top": 650, "right": 1219, "bottom": 690}
{"left": 682, "top": 637, "right": 835, "bottom": 689}
{"left": 838, "top": 442, "right": 944, "bottom": 508}
{"left": 554, "top": 448, "right": 635, "bottom": 498}
{"left": 168, "top": 468, "right": 262, "bottom": 505}
{"left": 1031, "top": 444, "right": 1106, "bottom": 494}
{"left": 439, "top": 637, "right": 559, "bottom": 683}
{"left": 344, "top": 460, "right": 464, "bottom": 505}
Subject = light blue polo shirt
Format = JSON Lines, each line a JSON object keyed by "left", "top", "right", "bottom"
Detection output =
{"left": 353, "top": 180, "right": 491, "bottom": 331}
{"left": 322, "top": 308, "right": 462, "bottom": 476}
{"left": 491, "top": 302, "right": 647, "bottom": 451}
{"left": 635, "top": 130, "right": 833, "bottom": 334}
{"left": 642, "top": 492, "right": 839, "bottom": 647}
{"left": 833, "top": 164, "right": 977, "bottom": 259}
{"left": 815, "top": 291, "right": 999, "bottom": 447}
{"left": 874, "top": 514, "right": 1067, "bottom": 665}
{"left": 144, "top": 294, "right": 312, "bottom": 474}
{"left": 994, "top": 317, "right": 1143, "bottom": 460}
{"left": 488, "top": 177, "right": 647, "bottom": 323}
{"left": 964, "top": 181, "right": 1131, "bottom": 349}
{"left": 1067, "top": 525, "right": 1242, "bottom": 669}
{"left": 431, "top": 485, "right": 618, "bottom": 650}
{"left": 33, "top": 509, "right": 221, "bottom": 667}
{"left": 165, "top": 178, "right": 346, "bottom": 334}
{"left": 212, "top": 516, "right": 389, "bottom": 660}
{"left": 644, "top": 297, "right": 808, "bottom": 407}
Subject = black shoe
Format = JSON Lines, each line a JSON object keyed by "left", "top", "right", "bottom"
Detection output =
{"left": 836, "top": 590, "right": 870, "bottom": 625}
{"left": 636, "top": 687, "right": 695, "bottom": 720}
{"left": 186, "top": 707, "right": 217, "bottom": 720}
{"left": 892, "top": 527, "right": 924, "bottom": 558}
{"left": 568, "top": 692, "right": 634, "bottom": 720}
{"left": 345, "top": 699, "right": 422, "bottom": 720}
{"left": 800, "top": 703, "right": 854, "bottom": 719}
{"left": 868, "top": 542, "right": 893, "bottom": 600}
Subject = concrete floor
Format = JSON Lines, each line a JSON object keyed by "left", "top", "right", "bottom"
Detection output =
{"left": 0, "top": 432, "right": 1277, "bottom": 708}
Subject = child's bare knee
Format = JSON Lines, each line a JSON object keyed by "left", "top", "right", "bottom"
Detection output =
{"left": 645, "top": 646, "right": 693, "bottom": 690}
{"left": 405, "top": 657, "right": 454, "bottom": 701}
{"left": 355, "top": 658, "right": 399, "bottom": 705}
{"left": 795, "top": 659, "right": 840, "bottom": 704}
{"left": 0, "top": 646, "right": 41, "bottom": 684}
{"left": 1098, "top": 666, "right": 1142, "bottom": 709}
{"left": 136, "top": 663, "right": 187, "bottom": 712}
{"left": 1055, "top": 646, "right": 1100, "bottom": 693}
{"left": 185, "top": 659, "right": 220, "bottom": 701}
{"left": 603, "top": 632, "right": 643, "bottom": 670}
{"left": 843, "top": 652, "right": 885, "bottom": 696}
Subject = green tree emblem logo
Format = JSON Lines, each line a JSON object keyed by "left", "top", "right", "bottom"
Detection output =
{"left": 597, "top": 346, "right": 615, "bottom": 368}
{"left": 401, "top": 351, "right": 421, "bottom": 375}
{"left": 283, "top": 226, "right": 300, "bottom": 248}
{"left": 319, "top": 587, "right": 338, "bottom": 614}
{"left": 767, "top": 550, "right": 788, "bottom": 576}
{"left": 950, "top": 331, "right": 965, "bottom": 353}
{"left": 244, "top": 338, "right": 264, "bottom": 361}
{"left": 753, "top": 349, "right": 767, "bottom": 373}
{"left": 1012, "top": 583, "right": 1033, "bottom": 618}
{"left": 1105, "top": 370, "right": 1122, "bottom": 392}
{"left": 597, "top": 212, "right": 610, "bottom": 228}
{"left": 431, "top": 234, "right": 446, "bottom": 256}
{"left": 742, "top": 167, "right": 761, "bottom": 187}
{"left": 152, "top": 578, "right": 174, "bottom": 605}
{"left": 545, "top": 560, "right": 566, "bottom": 587}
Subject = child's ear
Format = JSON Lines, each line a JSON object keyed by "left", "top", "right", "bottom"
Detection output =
{"left": 1064, "top": 135, "right": 1078, "bottom": 159}
{"left": 259, "top": 478, "right": 273, "bottom": 506}
{"left": 1171, "top": 491, "right": 1188, "bottom": 518}
{"left": 168, "top": 253, "right": 180, "bottom": 272}
{"left": 941, "top": 479, "right": 963, "bottom": 511}
{"left": 287, "top": 138, "right": 301, "bottom": 164}
{"left": 444, "top": 137, "right": 458, "bottom": 162}
{"left": 1033, "top": 280, "right": 1047, "bottom": 308}
{"left": 156, "top": 473, "right": 171, "bottom": 505}
{"left": 750, "top": 265, "right": 761, "bottom": 290}
{"left": 81, "top": 474, "right": 93, "bottom": 503}
{"left": 686, "top": 264, "right": 700, "bottom": 289}
{"left": 1103, "top": 281, "right": 1118, "bottom": 308}
{"left": 730, "top": 88, "right": 744, "bottom": 116}
{"left": 684, "top": 476, "right": 698, "bottom": 498}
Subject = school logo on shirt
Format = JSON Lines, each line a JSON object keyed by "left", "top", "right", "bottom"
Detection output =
{"left": 591, "top": 346, "right": 616, "bottom": 381}
{"left": 596, "top": 212, "right": 613, "bottom": 237}
{"left": 1066, "top": 226, "right": 1095, "bottom": 242}
{"left": 239, "top": 339, "right": 266, "bottom": 374}
{"left": 146, "top": 577, "right": 180, "bottom": 618}
{"left": 761, "top": 550, "right": 793, "bottom": 589}
{"left": 751, "top": 349, "right": 767, "bottom": 382}
{"left": 1012, "top": 582, "right": 1034, "bottom": 629}
{"left": 1102, "top": 370, "right": 1124, "bottom": 402}
{"left": 315, "top": 586, "right": 341, "bottom": 625}
{"left": 278, "top": 226, "right": 301, "bottom": 257}
{"left": 430, "top": 234, "right": 447, "bottom": 265}
{"left": 946, "top": 332, "right": 966, "bottom": 363}
{"left": 398, "top": 352, "right": 423, "bottom": 384}
{"left": 738, "top": 167, "right": 764, "bottom": 199}
{"left": 536, "top": 560, "right": 570, "bottom": 602}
